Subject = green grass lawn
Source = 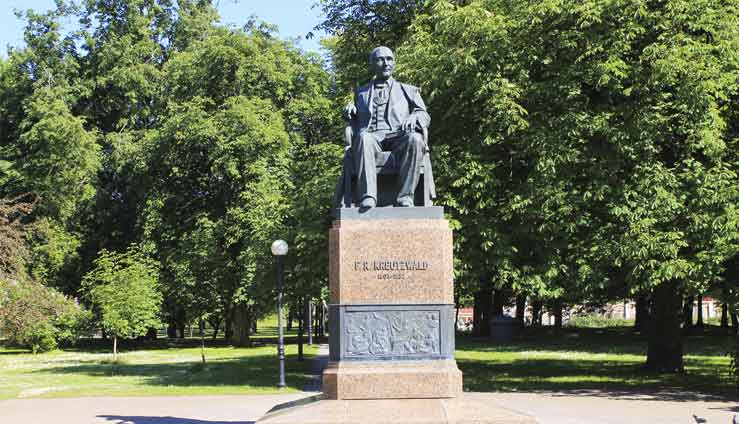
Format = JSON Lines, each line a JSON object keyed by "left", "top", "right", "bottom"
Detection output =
{"left": 0, "top": 340, "right": 319, "bottom": 400}
{"left": 1, "top": 326, "right": 736, "bottom": 400}
{"left": 457, "top": 327, "right": 739, "bottom": 397}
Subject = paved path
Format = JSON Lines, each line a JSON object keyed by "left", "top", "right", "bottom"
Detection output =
{"left": 488, "top": 391, "right": 738, "bottom": 424}
{"left": 1, "top": 391, "right": 736, "bottom": 424}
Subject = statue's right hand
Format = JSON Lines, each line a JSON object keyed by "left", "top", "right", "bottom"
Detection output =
{"left": 344, "top": 103, "right": 357, "bottom": 121}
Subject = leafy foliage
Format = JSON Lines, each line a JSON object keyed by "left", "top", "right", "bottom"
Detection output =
{"left": 314, "top": 0, "right": 739, "bottom": 368}
{"left": 0, "top": 278, "right": 90, "bottom": 353}
{"left": 0, "top": 0, "right": 339, "bottom": 343}
{"left": 82, "top": 247, "right": 161, "bottom": 341}
{"left": 315, "top": 0, "right": 427, "bottom": 91}
{"left": 0, "top": 194, "right": 37, "bottom": 281}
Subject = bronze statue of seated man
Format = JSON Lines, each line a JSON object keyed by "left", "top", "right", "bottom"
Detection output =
{"left": 343, "top": 46, "right": 431, "bottom": 209}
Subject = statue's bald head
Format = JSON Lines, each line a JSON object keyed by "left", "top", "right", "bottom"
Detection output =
{"left": 369, "top": 46, "right": 394, "bottom": 65}
{"left": 369, "top": 46, "right": 395, "bottom": 81}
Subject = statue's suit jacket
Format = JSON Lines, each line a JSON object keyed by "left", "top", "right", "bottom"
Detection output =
{"left": 353, "top": 78, "right": 431, "bottom": 134}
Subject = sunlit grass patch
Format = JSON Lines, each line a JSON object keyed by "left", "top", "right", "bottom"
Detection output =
{"left": 0, "top": 343, "right": 319, "bottom": 400}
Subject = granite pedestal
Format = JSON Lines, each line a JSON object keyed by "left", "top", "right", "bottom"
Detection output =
{"left": 258, "top": 207, "right": 536, "bottom": 423}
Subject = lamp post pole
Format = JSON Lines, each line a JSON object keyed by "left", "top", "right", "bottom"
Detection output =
{"left": 306, "top": 297, "right": 313, "bottom": 345}
{"left": 271, "top": 240, "right": 288, "bottom": 389}
{"left": 276, "top": 255, "right": 286, "bottom": 388}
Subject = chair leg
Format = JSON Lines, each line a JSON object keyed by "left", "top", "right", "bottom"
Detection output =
{"left": 423, "top": 170, "right": 431, "bottom": 206}
{"left": 344, "top": 172, "right": 353, "bottom": 207}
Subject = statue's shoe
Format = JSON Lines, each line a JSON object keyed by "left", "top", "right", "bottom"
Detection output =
{"left": 396, "top": 197, "right": 414, "bottom": 207}
{"left": 359, "top": 197, "right": 376, "bottom": 209}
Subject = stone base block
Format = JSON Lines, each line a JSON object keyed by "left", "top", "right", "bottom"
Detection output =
{"left": 322, "top": 360, "right": 462, "bottom": 400}
{"left": 257, "top": 393, "right": 538, "bottom": 423}
{"left": 329, "top": 218, "right": 454, "bottom": 305}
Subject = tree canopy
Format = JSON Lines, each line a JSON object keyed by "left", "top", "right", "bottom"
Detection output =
{"left": 1, "top": 0, "right": 737, "bottom": 372}
{"left": 319, "top": 0, "right": 739, "bottom": 369}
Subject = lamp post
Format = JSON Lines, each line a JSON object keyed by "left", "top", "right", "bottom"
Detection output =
{"left": 271, "top": 239, "right": 288, "bottom": 388}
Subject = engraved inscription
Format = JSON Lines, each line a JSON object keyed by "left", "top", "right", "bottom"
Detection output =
{"left": 353, "top": 260, "right": 429, "bottom": 272}
{"left": 344, "top": 310, "right": 440, "bottom": 358}
{"left": 353, "top": 259, "right": 429, "bottom": 280}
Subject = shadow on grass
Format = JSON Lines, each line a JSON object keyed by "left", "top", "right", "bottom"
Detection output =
{"left": 33, "top": 352, "right": 316, "bottom": 391}
{"left": 456, "top": 329, "right": 739, "bottom": 402}
{"left": 64, "top": 336, "right": 327, "bottom": 354}
{"left": 98, "top": 416, "right": 253, "bottom": 424}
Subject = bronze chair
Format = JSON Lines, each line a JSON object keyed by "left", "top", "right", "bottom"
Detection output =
{"left": 333, "top": 125, "right": 436, "bottom": 208}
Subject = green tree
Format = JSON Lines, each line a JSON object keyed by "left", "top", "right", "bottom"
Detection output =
{"left": 315, "top": 0, "right": 427, "bottom": 91}
{"left": 82, "top": 247, "right": 161, "bottom": 359}
{"left": 395, "top": 0, "right": 739, "bottom": 371}
{"left": 139, "top": 16, "right": 337, "bottom": 344}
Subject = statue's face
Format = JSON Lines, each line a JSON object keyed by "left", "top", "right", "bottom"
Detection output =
{"left": 371, "top": 48, "right": 395, "bottom": 80}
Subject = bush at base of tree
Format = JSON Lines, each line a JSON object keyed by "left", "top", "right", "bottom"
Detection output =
{"left": 0, "top": 278, "right": 91, "bottom": 353}
{"left": 567, "top": 314, "right": 633, "bottom": 329}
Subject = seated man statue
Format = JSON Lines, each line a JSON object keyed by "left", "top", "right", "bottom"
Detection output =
{"left": 344, "top": 46, "right": 431, "bottom": 209}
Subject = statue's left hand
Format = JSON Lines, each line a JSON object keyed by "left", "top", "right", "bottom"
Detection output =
{"left": 401, "top": 116, "right": 419, "bottom": 133}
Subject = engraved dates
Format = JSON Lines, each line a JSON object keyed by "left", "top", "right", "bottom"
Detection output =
{"left": 344, "top": 310, "right": 440, "bottom": 358}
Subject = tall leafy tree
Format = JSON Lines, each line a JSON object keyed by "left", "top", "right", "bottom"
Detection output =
{"left": 140, "top": 19, "right": 337, "bottom": 343}
{"left": 395, "top": 0, "right": 739, "bottom": 371}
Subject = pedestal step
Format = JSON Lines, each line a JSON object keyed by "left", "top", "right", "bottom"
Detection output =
{"left": 322, "top": 359, "right": 462, "bottom": 400}
{"left": 257, "top": 393, "right": 538, "bottom": 423}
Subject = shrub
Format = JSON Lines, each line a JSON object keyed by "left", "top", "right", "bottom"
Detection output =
{"left": 567, "top": 314, "right": 633, "bottom": 328}
{"left": 0, "top": 278, "right": 90, "bottom": 352}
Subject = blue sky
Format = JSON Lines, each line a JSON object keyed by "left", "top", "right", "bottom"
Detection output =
{"left": 0, "top": 0, "right": 325, "bottom": 57}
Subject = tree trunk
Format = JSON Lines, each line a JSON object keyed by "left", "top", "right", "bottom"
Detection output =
{"left": 634, "top": 294, "right": 650, "bottom": 333}
{"left": 252, "top": 320, "right": 258, "bottom": 334}
{"left": 209, "top": 317, "right": 221, "bottom": 340}
{"left": 472, "top": 292, "right": 481, "bottom": 336}
{"left": 177, "top": 320, "right": 186, "bottom": 339}
{"left": 297, "top": 299, "right": 304, "bottom": 361}
{"left": 306, "top": 297, "right": 313, "bottom": 345}
{"left": 287, "top": 309, "right": 294, "bottom": 332}
{"left": 200, "top": 319, "right": 206, "bottom": 364}
{"left": 721, "top": 303, "right": 729, "bottom": 330}
{"left": 478, "top": 287, "right": 493, "bottom": 336}
{"left": 315, "top": 303, "right": 324, "bottom": 337}
{"left": 731, "top": 312, "right": 738, "bottom": 334}
{"left": 167, "top": 321, "right": 177, "bottom": 338}
{"left": 552, "top": 300, "right": 563, "bottom": 329}
{"left": 514, "top": 295, "right": 526, "bottom": 329}
{"left": 145, "top": 327, "right": 158, "bottom": 340}
{"left": 645, "top": 282, "right": 684, "bottom": 373}
{"left": 491, "top": 289, "right": 505, "bottom": 317}
{"left": 682, "top": 295, "right": 694, "bottom": 334}
{"left": 322, "top": 303, "right": 327, "bottom": 336}
{"left": 113, "top": 335, "right": 118, "bottom": 362}
{"left": 231, "top": 303, "right": 252, "bottom": 347}
{"left": 695, "top": 295, "right": 704, "bottom": 330}
{"left": 224, "top": 308, "right": 233, "bottom": 342}
{"left": 531, "top": 300, "right": 543, "bottom": 327}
